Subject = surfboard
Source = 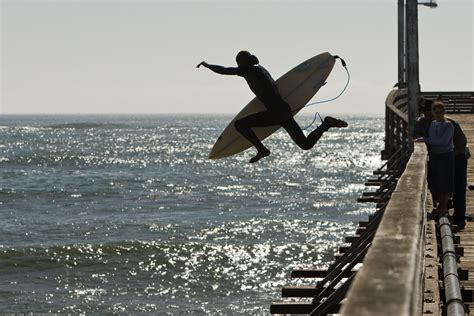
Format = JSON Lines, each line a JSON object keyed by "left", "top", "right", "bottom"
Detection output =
{"left": 208, "top": 52, "right": 336, "bottom": 160}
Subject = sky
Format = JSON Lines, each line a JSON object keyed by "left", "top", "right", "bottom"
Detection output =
{"left": 0, "top": 0, "right": 472, "bottom": 115}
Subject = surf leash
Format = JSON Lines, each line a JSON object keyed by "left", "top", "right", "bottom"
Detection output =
{"left": 301, "top": 56, "right": 350, "bottom": 130}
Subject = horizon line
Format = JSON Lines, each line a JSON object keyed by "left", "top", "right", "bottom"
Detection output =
{"left": 0, "top": 111, "right": 385, "bottom": 116}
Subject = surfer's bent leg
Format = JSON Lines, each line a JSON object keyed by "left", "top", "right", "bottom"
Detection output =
{"left": 283, "top": 116, "right": 348, "bottom": 150}
{"left": 282, "top": 118, "right": 330, "bottom": 150}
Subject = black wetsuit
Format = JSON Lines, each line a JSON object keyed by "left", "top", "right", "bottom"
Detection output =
{"left": 206, "top": 63, "right": 329, "bottom": 153}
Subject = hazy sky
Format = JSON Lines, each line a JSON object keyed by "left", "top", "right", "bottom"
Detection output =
{"left": 1, "top": 0, "right": 472, "bottom": 115}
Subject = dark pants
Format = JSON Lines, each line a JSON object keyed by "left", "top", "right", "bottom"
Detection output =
{"left": 453, "top": 153, "right": 468, "bottom": 227}
{"left": 427, "top": 152, "right": 455, "bottom": 195}
{"left": 234, "top": 109, "right": 330, "bottom": 153}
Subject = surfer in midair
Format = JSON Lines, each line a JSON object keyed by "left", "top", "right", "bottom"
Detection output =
{"left": 197, "top": 50, "right": 348, "bottom": 163}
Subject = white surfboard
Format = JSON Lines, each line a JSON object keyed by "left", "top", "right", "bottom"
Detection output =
{"left": 208, "top": 52, "right": 336, "bottom": 160}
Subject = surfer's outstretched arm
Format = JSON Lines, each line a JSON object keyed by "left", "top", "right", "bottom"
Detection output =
{"left": 197, "top": 61, "right": 239, "bottom": 76}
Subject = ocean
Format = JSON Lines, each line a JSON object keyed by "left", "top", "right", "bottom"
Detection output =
{"left": 0, "top": 114, "right": 383, "bottom": 314}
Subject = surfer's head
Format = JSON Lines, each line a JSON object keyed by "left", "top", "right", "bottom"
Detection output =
{"left": 236, "top": 50, "right": 259, "bottom": 67}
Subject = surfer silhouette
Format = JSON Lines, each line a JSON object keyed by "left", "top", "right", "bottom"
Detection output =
{"left": 197, "top": 50, "right": 348, "bottom": 163}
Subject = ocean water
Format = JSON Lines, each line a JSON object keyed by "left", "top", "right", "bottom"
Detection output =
{"left": 0, "top": 114, "right": 383, "bottom": 314}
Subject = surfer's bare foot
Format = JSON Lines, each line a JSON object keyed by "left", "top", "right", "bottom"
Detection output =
{"left": 249, "top": 149, "right": 270, "bottom": 163}
{"left": 324, "top": 116, "right": 348, "bottom": 128}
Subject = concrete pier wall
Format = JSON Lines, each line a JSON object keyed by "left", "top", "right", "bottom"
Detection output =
{"left": 340, "top": 143, "right": 428, "bottom": 316}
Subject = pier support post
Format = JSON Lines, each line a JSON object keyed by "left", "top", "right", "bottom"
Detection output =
{"left": 398, "top": 0, "right": 406, "bottom": 88}
{"left": 406, "top": 0, "right": 420, "bottom": 152}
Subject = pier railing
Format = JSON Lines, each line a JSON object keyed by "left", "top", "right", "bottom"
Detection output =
{"left": 421, "top": 91, "right": 474, "bottom": 113}
{"left": 383, "top": 88, "right": 409, "bottom": 161}
{"left": 382, "top": 90, "right": 474, "bottom": 161}
{"left": 340, "top": 143, "right": 428, "bottom": 316}
{"left": 381, "top": 89, "right": 473, "bottom": 159}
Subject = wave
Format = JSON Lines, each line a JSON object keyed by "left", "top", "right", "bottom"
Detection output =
{"left": 0, "top": 154, "right": 149, "bottom": 168}
{"left": 44, "top": 123, "right": 126, "bottom": 129}
{"left": 0, "top": 236, "right": 333, "bottom": 268}
{"left": 0, "top": 241, "right": 171, "bottom": 271}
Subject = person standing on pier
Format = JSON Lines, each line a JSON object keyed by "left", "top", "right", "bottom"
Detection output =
{"left": 415, "top": 100, "right": 454, "bottom": 215}
{"left": 414, "top": 98, "right": 470, "bottom": 229}
{"left": 446, "top": 116, "right": 470, "bottom": 230}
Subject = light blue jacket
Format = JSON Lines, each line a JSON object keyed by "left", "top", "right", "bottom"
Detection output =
{"left": 424, "top": 120, "right": 454, "bottom": 154}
